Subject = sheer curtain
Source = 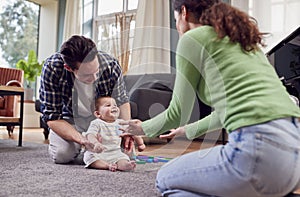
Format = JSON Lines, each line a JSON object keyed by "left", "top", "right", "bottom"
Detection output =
{"left": 113, "top": 13, "right": 134, "bottom": 74}
{"left": 63, "top": 0, "right": 82, "bottom": 41}
{"left": 128, "top": 0, "right": 170, "bottom": 75}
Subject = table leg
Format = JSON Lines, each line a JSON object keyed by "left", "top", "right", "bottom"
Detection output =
{"left": 18, "top": 92, "right": 24, "bottom": 147}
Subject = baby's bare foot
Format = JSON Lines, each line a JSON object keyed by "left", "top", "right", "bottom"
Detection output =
{"left": 108, "top": 163, "right": 118, "bottom": 172}
{"left": 118, "top": 160, "right": 136, "bottom": 171}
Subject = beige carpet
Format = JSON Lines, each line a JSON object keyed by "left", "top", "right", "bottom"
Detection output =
{"left": 0, "top": 139, "right": 164, "bottom": 197}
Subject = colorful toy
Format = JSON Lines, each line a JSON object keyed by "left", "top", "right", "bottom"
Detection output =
{"left": 133, "top": 155, "right": 172, "bottom": 164}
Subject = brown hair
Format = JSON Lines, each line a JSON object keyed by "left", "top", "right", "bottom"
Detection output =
{"left": 95, "top": 96, "right": 112, "bottom": 111}
{"left": 173, "top": 0, "right": 267, "bottom": 52}
{"left": 60, "top": 35, "right": 98, "bottom": 70}
{"left": 173, "top": 0, "right": 219, "bottom": 20}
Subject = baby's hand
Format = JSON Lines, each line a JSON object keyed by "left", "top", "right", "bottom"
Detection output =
{"left": 93, "top": 142, "right": 106, "bottom": 153}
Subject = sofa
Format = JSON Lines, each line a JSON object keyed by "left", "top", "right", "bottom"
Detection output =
{"left": 124, "top": 73, "right": 211, "bottom": 122}
{"left": 36, "top": 73, "right": 226, "bottom": 143}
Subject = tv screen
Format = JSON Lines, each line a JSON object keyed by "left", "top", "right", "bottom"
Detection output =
{"left": 266, "top": 27, "right": 300, "bottom": 82}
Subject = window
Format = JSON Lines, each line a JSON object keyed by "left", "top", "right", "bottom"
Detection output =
{"left": 0, "top": 0, "right": 40, "bottom": 68}
{"left": 93, "top": 0, "right": 139, "bottom": 73}
{"left": 233, "top": 0, "right": 300, "bottom": 52}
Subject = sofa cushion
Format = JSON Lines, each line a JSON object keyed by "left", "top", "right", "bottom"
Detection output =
{"left": 124, "top": 73, "right": 175, "bottom": 92}
{"left": 124, "top": 73, "right": 211, "bottom": 122}
{"left": 130, "top": 88, "right": 172, "bottom": 120}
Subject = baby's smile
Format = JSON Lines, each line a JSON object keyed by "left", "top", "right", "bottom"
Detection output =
{"left": 111, "top": 109, "right": 118, "bottom": 113}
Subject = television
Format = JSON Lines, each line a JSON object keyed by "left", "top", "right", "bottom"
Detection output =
{"left": 266, "top": 26, "right": 300, "bottom": 98}
{"left": 266, "top": 26, "right": 300, "bottom": 82}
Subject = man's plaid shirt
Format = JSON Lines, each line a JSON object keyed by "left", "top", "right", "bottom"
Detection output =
{"left": 39, "top": 51, "right": 129, "bottom": 123}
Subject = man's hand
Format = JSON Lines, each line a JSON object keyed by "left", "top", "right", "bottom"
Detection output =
{"left": 80, "top": 137, "right": 95, "bottom": 151}
{"left": 120, "top": 134, "right": 134, "bottom": 155}
{"left": 119, "top": 119, "right": 144, "bottom": 155}
{"left": 93, "top": 142, "right": 106, "bottom": 153}
{"left": 80, "top": 133, "right": 105, "bottom": 153}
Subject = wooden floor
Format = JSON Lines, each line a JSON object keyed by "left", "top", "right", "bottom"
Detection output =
{"left": 0, "top": 126, "right": 220, "bottom": 158}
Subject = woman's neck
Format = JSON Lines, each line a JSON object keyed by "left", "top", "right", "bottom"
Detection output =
{"left": 189, "top": 23, "right": 202, "bottom": 30}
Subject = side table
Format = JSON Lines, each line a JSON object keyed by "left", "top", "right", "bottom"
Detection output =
{"left": 0, "top": 86, "right": 24, "bottom": 146}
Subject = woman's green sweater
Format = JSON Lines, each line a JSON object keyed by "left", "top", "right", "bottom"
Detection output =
{"left": 141, "top": 26, "right": 300, "bottom": 140}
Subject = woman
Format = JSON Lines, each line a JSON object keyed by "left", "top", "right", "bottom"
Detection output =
{"left": 122, "top": 0, "right": 300, "bottom": 196}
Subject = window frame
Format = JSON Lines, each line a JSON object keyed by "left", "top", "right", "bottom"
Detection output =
{"left": 92, "top": 0, "right": 139, "bottom": 73}
{"left": 93, "top": 0, "right": 138, "bottom": 38}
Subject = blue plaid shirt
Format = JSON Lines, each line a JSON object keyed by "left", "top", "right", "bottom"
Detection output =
{"left": 39, "top": 51, "right": 129, "bottom": 123}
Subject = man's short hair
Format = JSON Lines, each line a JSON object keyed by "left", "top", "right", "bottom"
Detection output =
{"left": 60, "top": 35, "right": 98, "bottom": 70}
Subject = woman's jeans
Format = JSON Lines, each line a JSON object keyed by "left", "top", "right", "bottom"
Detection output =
{"left": 156, "top": 118, "right": 300, "bottom": 197}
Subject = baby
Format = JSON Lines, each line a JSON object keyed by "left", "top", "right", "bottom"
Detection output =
{"left": 83, "top": 96, "right": 145, "bottom": 171}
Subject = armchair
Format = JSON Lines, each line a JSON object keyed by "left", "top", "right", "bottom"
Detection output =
{"left": 0, "top": 67, "right": 24, "bottom": 136}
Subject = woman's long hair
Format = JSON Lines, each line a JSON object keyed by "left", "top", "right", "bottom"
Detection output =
{"left": 200, "top": 2, "right": 267, "bottom": 52}
{"left": 173, "top": 0, "right": 267, "bottom": 52}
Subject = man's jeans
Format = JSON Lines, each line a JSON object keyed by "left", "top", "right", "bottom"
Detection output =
{"left": 48, "top": 129, "right": 82, "bottom": 164}
{"left": 156, "top": 118, "right": 300, "bottom": 197}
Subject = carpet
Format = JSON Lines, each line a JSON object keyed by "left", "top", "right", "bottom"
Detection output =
{"left": 0, "top": 139, "right": 165, "bottom": 197}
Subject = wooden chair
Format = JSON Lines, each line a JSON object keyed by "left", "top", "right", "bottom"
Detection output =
{"left": 0, "top": 67, "right": 24, "bottom": 136}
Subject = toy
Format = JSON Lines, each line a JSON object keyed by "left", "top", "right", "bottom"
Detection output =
{"left": 134, "top": 155, "right": 172, "bottom": 164}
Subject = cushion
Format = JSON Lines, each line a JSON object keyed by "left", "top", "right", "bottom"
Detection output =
{"left": 130, "top": 88, "right": 172, "bottom": 120}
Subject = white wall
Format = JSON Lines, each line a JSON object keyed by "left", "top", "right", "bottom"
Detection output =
{"left": 231, "top": 0, "right": 300, "bottom": 53}
{"left": 30, "top": 0, "right": 59, "bottom": 100}
{"left": 37, "top": 1, "right": 59, "bottom": 62}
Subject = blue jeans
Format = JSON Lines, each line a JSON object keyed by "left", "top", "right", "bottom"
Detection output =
{"left": 48, "top": 129, "right": 82, "bottom": 164}
{"left": 156, "top": 118, "right": 300, "bottom": 197}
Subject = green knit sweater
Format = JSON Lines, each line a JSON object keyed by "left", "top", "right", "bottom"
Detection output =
{"left": 141, "top": 26, "right": 300, "bottom": 140}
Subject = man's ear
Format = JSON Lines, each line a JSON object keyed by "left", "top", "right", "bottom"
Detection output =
{"left": 64, "top": 64, "right": 73, "bottom": 72}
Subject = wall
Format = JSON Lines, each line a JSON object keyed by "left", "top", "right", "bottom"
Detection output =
{"left": 29, "top": 0, "right": 59, "bottom": 101}
{"left": 36, "top": 0, "right": 59, "bottom": 62}
{"left": 231, "top": 0, "right": 300, "bottom": 53}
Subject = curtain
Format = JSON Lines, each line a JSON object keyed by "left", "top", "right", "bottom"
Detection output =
{"left": 128, "top": 0, "right": 171, "bottom": 75}
{"left": 63, "top": 0, "right": 82, "bottom": 41}
{"left": 113, "top": 13, "right": 134, "bottom": 74}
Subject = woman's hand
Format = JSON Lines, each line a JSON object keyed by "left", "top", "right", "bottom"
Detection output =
{"left": 119, "top": 119, "right": 144, "bottom": 135}
{"left": 159, "top": 127, "right": 186, "bottom": 139}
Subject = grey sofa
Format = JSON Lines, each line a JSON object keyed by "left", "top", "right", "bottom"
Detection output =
{"left": 124, "top": 73, "right": 211, "bottom": 123}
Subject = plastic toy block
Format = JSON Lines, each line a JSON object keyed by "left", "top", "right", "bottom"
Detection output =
{"left": 146, "top": 158, "right": 153, "bottom": 163}
{"left": 135, "top": 159, "right": 146, "bottom": 164}
{"left": 136, "top": 155, "right": 154, "bottom": 160}
{"left": 155, "top": 157, "right": 171, "bottom": 162}
{"left": 135, "top": 155, "right": 172, "bottom": 164}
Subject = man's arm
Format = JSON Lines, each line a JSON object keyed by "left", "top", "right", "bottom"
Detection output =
{"left": 47, "top": 119, "right": 85, "bottom": 144}
{"left": 119, "top": 102, "right": 131, "bottom": 120}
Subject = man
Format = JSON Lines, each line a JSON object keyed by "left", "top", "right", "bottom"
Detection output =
{"left": 39, "top": 35, "right": 133, "bottom": 164}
